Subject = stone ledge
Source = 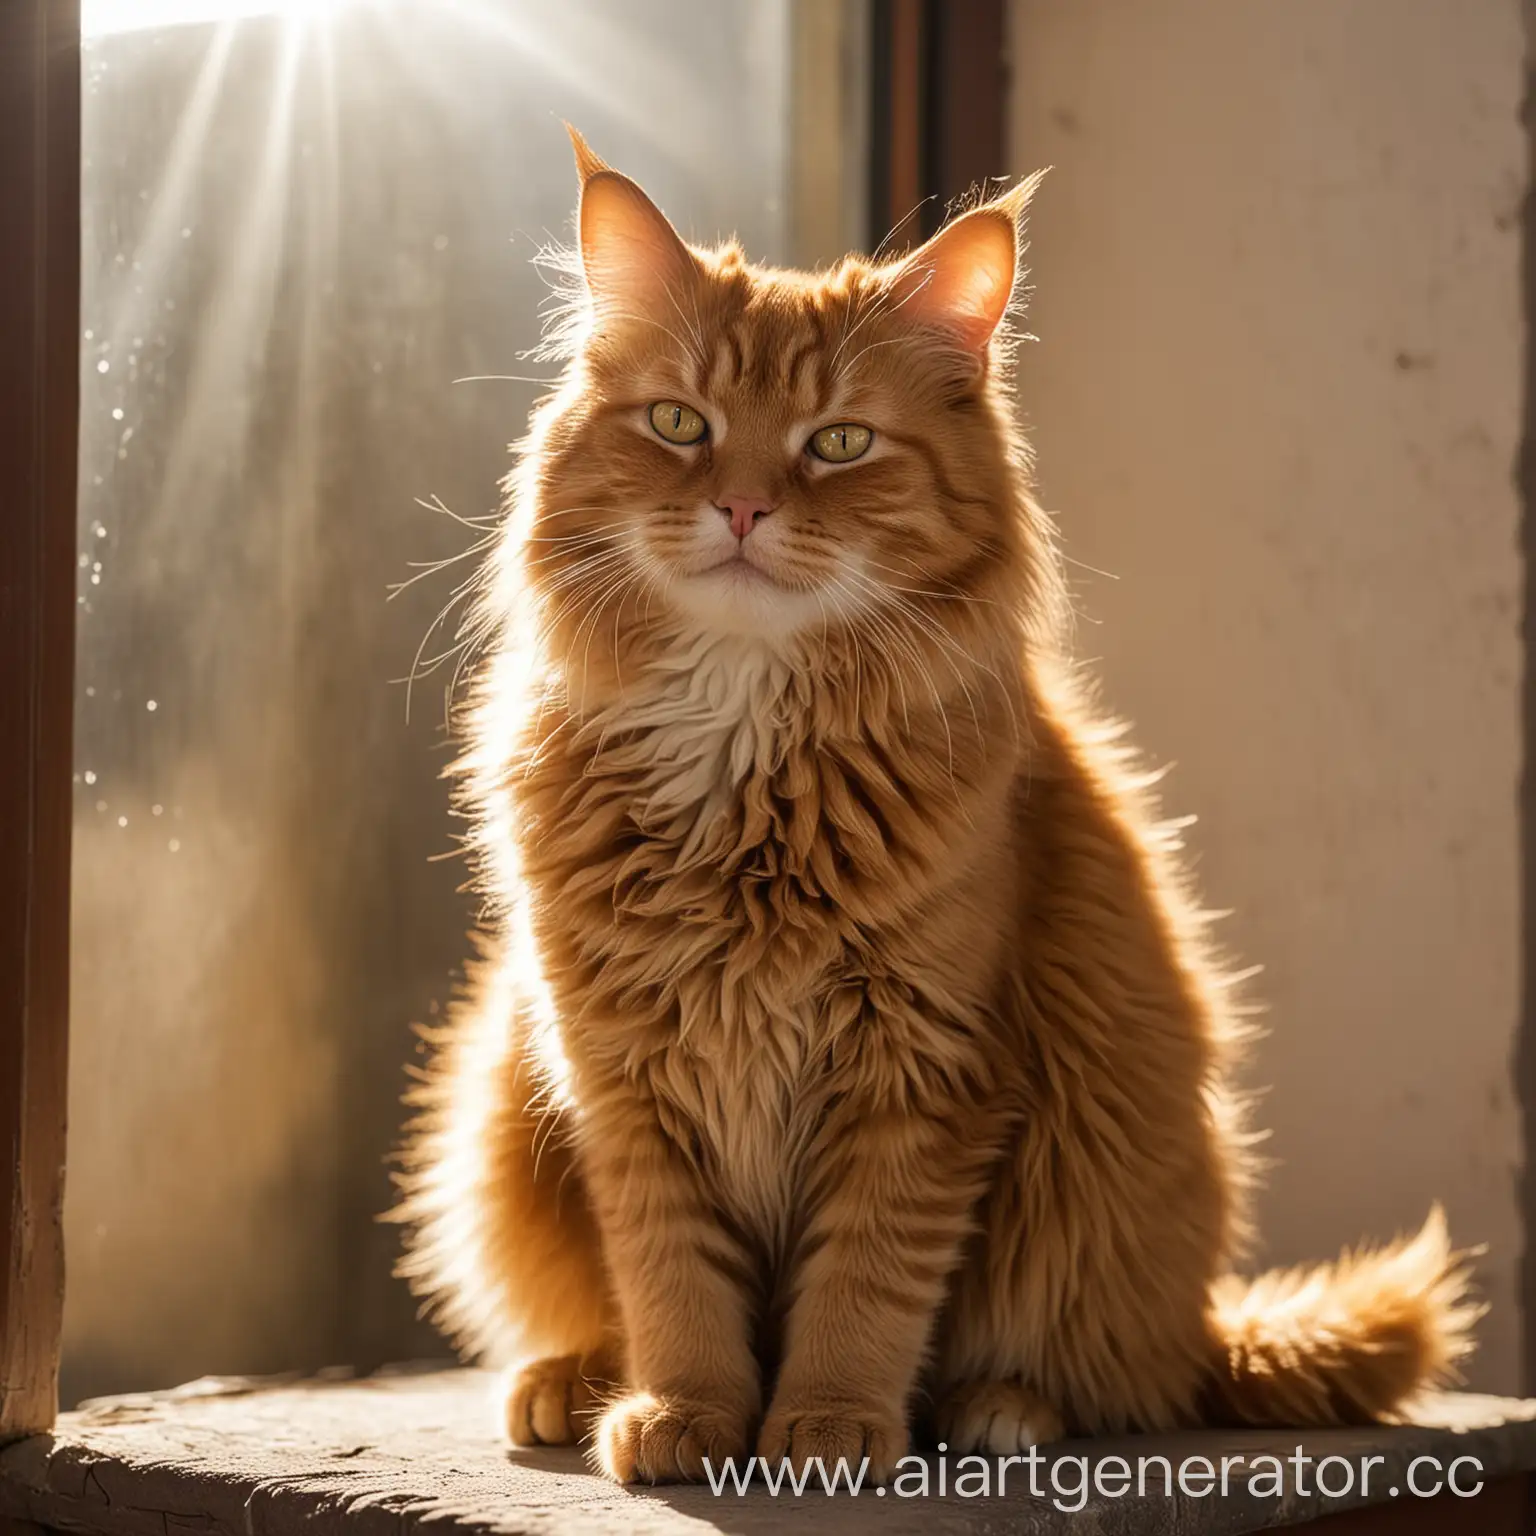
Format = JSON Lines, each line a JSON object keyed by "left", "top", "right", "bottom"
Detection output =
{"left": 0, "top": 1368, "right": 1532, "bottom": 1535}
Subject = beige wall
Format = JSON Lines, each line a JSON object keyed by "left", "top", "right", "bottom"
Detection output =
{"left": 1010, "top": 0, "right": 1525, "bottom": 1391}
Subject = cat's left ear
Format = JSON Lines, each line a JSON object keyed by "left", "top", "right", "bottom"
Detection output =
{"left": 566, "top": 124, "right": 699, "bottom": 315}
{"left": 891, "top": 170, "right": 1048, "bottom": 354}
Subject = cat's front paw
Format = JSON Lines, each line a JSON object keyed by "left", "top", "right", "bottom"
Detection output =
{"left": 594, "top": 1391, "right": 750, "bottom": 1484}
{"left": 757, "top": 1401, "right": 908, "bottom": 1484}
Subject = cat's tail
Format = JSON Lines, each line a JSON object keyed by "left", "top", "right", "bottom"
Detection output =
{"left": 1203, "top": 1207, "right": 1483, "bottom": 1426}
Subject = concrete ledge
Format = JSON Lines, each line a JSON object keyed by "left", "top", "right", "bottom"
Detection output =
{"left": 0, "top": 1368, "right": 1533, "bottom": 1534}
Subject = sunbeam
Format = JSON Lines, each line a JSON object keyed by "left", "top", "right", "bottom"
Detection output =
{"left": 83, "top": 0, "right": 346, "bottom": 36}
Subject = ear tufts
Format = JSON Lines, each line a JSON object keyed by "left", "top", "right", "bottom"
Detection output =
{"left": 991, "top": 165, "right": 1051, "bottom": 224}
{"left": 565, "top": 123, "right": 611, "bottom": 186}
{"left": 889, "top": 168, "right": 1050, "bottom": 355}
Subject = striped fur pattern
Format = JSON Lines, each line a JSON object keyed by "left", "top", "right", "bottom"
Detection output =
{"left": 392, "top": 135, "right": 1480, "bottom": 1484}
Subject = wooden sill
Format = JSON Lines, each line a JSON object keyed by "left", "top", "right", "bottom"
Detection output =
{"left": 0, "top": 1369, "right": 1533, "bottom": 1534}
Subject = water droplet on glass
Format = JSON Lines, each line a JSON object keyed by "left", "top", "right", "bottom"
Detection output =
{"left": 83, "top": 770, "right": 97, "bottom": 784}
{"left": 146, "top": 699, "right": 157, "bottom": 712}
{"left": 151, "top": 804, "right": 163, "bottom": 817}
{"left": 78, "top": 553, "right": 89, "bottom": 568}
{"left": 168, "top": 839, "right": 181, "bottom": 853}
{"left": 84, "top": 329, "right": 94, "bottom": 340}
{"left": 85, "top": 687, "right": 95, "bottom": 698}
{"left": 111, "top": 407, "right": 123, "bottom": 420}
{"left": 117, "top": 816, "right": 128, "bottom": 828}
{"left": 90, "top": 573, "right": 101, "bottom": 585}
{"left": 95, "top": 800, "right": 107, "bottom": 813}
{"left": 95, "top": 525, "right": 106, "bottom": 538}
{"left": 96, "top": 360, "right": 109, "bottom": 374}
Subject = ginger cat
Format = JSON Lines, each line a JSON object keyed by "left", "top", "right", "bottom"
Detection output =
{"left": 394, "top": 132, "right": 1479, "bottom": 1484}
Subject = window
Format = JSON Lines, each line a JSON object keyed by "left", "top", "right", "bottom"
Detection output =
{"left": 11, "top": 0, "right": 1019, "bottom": 1442}
{"left": 60, "top": 0, "right": 873, "bottom": 1406}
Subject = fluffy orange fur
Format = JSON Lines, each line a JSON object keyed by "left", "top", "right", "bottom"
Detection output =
{"left": 393, "top": 133, "right": 1481, "bottom": 1484}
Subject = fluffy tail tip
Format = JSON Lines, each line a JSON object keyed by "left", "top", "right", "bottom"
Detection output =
{"left": 1208, "top": 1204, "right": 1484, "bottom": 1427}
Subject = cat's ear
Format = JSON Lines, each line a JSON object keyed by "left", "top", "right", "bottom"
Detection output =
{"left": 566, "top": 125, "right": 698, "bottom": 314}
{"left": 890, "top": 170, "right": 1048, "bottom": 354}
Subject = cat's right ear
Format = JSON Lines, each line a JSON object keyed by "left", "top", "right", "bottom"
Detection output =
{"left": 567, "top": 125, "right": 698, "bottom": 315}
{"left": 888, "top": 170, "right": 1049, "bottom": 357}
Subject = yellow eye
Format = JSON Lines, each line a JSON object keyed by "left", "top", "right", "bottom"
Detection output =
{"left": 649, "top": 401, "right": 708, "bottom": 445}
{"left": 808, "top": 423, "right": 872, "bottom": 463}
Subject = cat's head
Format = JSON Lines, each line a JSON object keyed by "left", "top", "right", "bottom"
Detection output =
{"left": 516, "top": 131, "right": 1048, "bottom": 662}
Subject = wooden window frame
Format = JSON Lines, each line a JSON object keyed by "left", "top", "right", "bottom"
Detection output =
{"left": 0, "top": 0, "right": 80, "bottom": 1445}
{"left": 867, "top": 0, "right": 1009, "bottom": 250}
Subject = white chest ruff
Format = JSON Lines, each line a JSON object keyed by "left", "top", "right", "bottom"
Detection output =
{"left": 604, "top": 634, "right": 789, "bottom": 844}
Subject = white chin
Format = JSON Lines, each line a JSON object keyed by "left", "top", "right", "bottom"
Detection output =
{"left": 670, "top": 566, "right": 827, "bottom": 639}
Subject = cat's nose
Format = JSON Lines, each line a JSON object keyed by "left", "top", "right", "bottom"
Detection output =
{"left": 715, "top": 494, "right": 775, "bottom": 541}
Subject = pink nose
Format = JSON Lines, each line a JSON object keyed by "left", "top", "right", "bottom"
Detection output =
{"left": 716, "top": 495, "right": 774, "bottom": 540}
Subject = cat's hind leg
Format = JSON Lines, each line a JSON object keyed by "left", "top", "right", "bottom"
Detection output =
{"left": 506, "top": 1343, "right": 622, "bottom": 1446}
{"left": 929, "top": 1079, "right": 1226, "bottom": 1449}
{"left": 932, "top": 1379, "right": 1064, "bottom": 1455}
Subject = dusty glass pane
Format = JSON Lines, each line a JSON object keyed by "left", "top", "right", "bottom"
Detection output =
{"left": 67, "top": 0, "right": 794, "bottom": 1403}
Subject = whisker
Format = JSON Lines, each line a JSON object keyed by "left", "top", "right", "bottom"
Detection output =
{"left": 388, "top": 535, "right": 496, "bottom": 600}
{"left": 1062, "top": 552, "right": 1121, "bottom": 581}
{"left": 452, "top": 373, "right": 560, "bottom": 386}
{"left": 832, "top": 266, "right": 936, "bottom": 380}
{"left": 397, "top": 580, "right": 479, "bottom": 726}
{"left": 862, "top": 559, "right": 998, "bottom": 607}
{"left": 871, "top": 195, "right": 937, "bottom": 263}
{"left": 524, "top": 531, "right": 628, "bottom": 569}
{"left": 415, "top": 492, "right": 500, "bottom": 532}
{"left": 523, "top": 522, "right": 630, "bottom": 544}
{"left": 570, "top": 566, "right": 641, "bottom": 716}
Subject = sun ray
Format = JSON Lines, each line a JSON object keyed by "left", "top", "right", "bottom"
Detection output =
{"left": 83, "top": 0, "right": 345, "bottom": 36}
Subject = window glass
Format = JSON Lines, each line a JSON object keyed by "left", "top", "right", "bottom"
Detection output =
{"left": 68, "top": 0, "right": 797, "bottom": 1403}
